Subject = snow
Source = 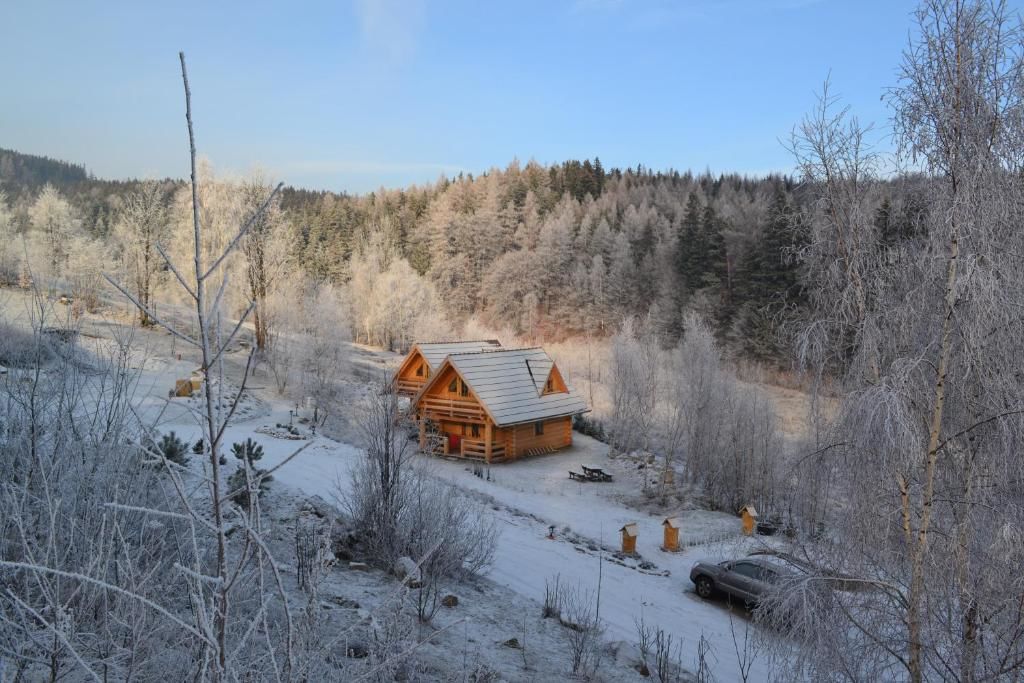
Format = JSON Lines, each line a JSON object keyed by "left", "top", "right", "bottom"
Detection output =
{"left": 0, "top": 290, "right": 784, "bottom": 680}
{"left": 151, "top": 388, "right": 779, "bottom": 681}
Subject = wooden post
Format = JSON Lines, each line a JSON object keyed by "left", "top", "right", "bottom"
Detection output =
{"left": 484, "top": 421, "right": 492, "bottom": 464}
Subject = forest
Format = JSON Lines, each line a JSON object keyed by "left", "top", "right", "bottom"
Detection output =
{"left": 0, "top": 145, "right": 929, "bottom": 368}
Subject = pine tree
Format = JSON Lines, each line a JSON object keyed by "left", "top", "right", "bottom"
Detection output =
{"left": 231, "top": 438, "right": 265, "bottom": 466}
{"left": 157, "top": 431, "right": 189, "bottom": 466}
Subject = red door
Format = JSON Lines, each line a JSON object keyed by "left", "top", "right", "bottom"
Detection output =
{"left": 448, "top": 433, "right": 461, "bottom": 451}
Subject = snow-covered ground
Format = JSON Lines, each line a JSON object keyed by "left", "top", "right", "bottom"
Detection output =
{"left": 0, "top": 290, "right": 787, "bottom": 680}
{"left": 139, "top": 376, "right": 778, "bottom": 680}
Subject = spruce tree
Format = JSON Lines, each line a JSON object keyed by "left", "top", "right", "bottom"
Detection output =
{"left": 734, "top": 189, "right": 801, "bottom": 362}
{"left": 677, "top": 192, "right": 705, "bottom": 290}
{"left": 700, "top": 204, "right": 727, "bottom": 289}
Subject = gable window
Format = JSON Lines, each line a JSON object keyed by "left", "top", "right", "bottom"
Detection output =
{"left": 545, "top": 378, "right": 553, "bottom": 393}
{"left": 460, "top": 380, "right": 469, "bottom": 397}
{"left": 534, "top": 421, "right": 544, "bottom": 436}
{"left": 448, "top": 378, "right": 458, "bottom": 393}
{"left": 415, "top": 364, "right": 424, "bottom": 377}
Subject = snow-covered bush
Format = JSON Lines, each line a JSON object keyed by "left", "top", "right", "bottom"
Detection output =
{"left": 345, "top": 378, "right": 499, "bottom": 622}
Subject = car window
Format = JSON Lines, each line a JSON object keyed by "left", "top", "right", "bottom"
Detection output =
{"left": 730, "top": 562, "right": 762, "bottom": 580}
{"left": 758, "top": 568, "right": 779, "bottom": 583}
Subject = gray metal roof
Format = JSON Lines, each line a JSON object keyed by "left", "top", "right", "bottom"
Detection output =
{"left": 415, "top": 340, "right": 502, "bottom": 371}
{"left": 444, "top": 347, "right": 588, "bottom": 427}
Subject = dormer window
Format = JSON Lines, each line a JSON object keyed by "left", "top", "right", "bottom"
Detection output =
{"left": 545, "top": 378, "right": 553, "bottom": 393}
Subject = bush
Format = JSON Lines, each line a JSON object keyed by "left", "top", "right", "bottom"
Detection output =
{"left": 192, "top": 438, "right": 204, "bottom": 454}
{"left": 345, "top": 379, "right": 499, "bottom": 622}
{"left": 573, "top": 414, "right": 608, "bottom": 443}
{"left": 231, "top": 437, "right": 264, "bottom": 465}
{"left": 228, "top": 467, "right": 272, "bottom": 509}
{"left": 157, "top": 431, "right": 189, "bottom": 466}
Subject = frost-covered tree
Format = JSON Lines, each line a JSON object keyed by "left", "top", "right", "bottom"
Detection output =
{"left": 0, "top": 190, "right": 20, "bottom": 285}
{"left": 240, "top": 172, "right": 290, "bottom": 351}
{"left": 766, "top": 3, "right": 1024, "bottom": 680}
{"left": 27, "top": 184, "right": 77, "bottom": 294}
{"left": 113, "top": 181, "right": 170, "bottom": 326}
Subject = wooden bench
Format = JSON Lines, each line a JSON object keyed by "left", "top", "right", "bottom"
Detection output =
{"left": 581, "top": 465, "right": 613, "bottom": 482}
{"left": 569, "top": 471, "right": 586, "bottom": 481}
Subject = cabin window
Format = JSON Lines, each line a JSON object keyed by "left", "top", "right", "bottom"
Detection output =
{"left": 471, "top": 424, "right": 480, "bottom": 437}
{"left": 534, "top": 421, "right": 544, "bottom": 436}
{"left": 415, "top": 364, "right": 423, "bottom": 377}
{"left": 545, "top": 378, "right": 553, "bottom": 393}
{"left": 460, "top": 380, "right": 469, "bottom": 397}
{"left": 461, "top": 423, "right": 468, "bottom": 435}
{"left": 448, "top": 378, "right": 458, "bottom": 393}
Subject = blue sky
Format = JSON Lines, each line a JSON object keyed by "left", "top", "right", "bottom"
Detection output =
{"left": 2, "top": 0, "right": 932, "bottom": 193}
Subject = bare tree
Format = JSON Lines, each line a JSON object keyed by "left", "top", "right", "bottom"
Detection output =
{"left": 239, "top": 172, "right": 289, "bottom": 352}
{"left": 27, "top": 184, "right": 77, "bottom": 296}
{"left": 114, "top": 180, "right": 170, "bottom": 326}
{"left": 771, "top": 2, "right": 1024, "bottom": 681}
{"left": 102, "top": 53, "right": 301, "bottom": 681}
{"left": 559, "top": 584, "right": 603, "bottom": 678}
{"left": 344, "top": 377, "right": 498, "bottom": 620}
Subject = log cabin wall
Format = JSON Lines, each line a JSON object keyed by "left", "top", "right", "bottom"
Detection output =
{"left": 508, "top": 416, "right": 572, "bottom": 458}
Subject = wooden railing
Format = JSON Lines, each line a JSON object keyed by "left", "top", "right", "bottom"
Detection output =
{"left": 419, "top": 396, "right": 485, "bottom": 420}
{"left": 395, "top": 379, "right": 424, "bottom": 396}
{"left": 460, "top": 438, "right": 506, "bottom": 462}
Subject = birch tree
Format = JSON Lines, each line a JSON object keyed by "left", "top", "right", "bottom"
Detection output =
{"left": 27, "top": 184, "right": 77, "bottom": 295}
{"left": 114, "top": 180, "right": 170, "bottom": 326}
{"left": 768, "top": 3, "right": 1024, "bottom": 680}
{"left": 240, "top": 172, "right": 289, "bottom": 351}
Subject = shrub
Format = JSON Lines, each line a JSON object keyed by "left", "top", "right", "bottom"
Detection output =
{"left": 572, "top": 414, "right": 608, "bottom": 443}
{"left": 231, "top": 437, "right": 264, "bottom": 465}
{"left": 157, "top": 431, "right": 189, "bottom": 466}
{"left": 228, "top": 467, "right": 272, "bottom": 509}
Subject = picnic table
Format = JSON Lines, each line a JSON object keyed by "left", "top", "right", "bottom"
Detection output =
{"left": 569, "top": 465, "right": 614, "bottom": 482}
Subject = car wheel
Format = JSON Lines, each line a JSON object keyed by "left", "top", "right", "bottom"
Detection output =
{"left": 695, "top": 576, "right": 715, "bottom": 599}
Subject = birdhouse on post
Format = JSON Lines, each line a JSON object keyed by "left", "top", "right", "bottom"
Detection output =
{"left": 620, "top": 523, "right": 638, "bottom": 555}
{"left": 740, "top": 505, "right": 759, "bottom": 536}
{"left": 662, "top": 517, "right": 682, "bottom": 552}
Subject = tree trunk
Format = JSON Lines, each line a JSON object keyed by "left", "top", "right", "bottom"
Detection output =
{"left": 906, "top": 229, "right": 959, "bottom": 683}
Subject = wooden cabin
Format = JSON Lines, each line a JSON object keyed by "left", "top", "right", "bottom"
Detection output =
{"left": 394, "top": 340, "right": 502, "bottom": 397}
{"left": 412, "top": 347, "right": 588, "bottom": 463}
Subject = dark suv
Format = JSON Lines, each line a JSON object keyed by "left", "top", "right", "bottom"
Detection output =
{"left": 689, "top": 557, "right": 791, "bottom": 606}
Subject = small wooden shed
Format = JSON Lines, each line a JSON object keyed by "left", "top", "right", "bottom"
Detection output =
{"left": 739, "top": 505, "right": 759, "bottom": 536}
{"left": 620, "top": 523, "right": 639, "bottom": 555}
{"left": 174, "top": 379, "right": 193, "bottom": 397}
{"left": 662, "top": 517, "right": 682, "bottom": 552}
